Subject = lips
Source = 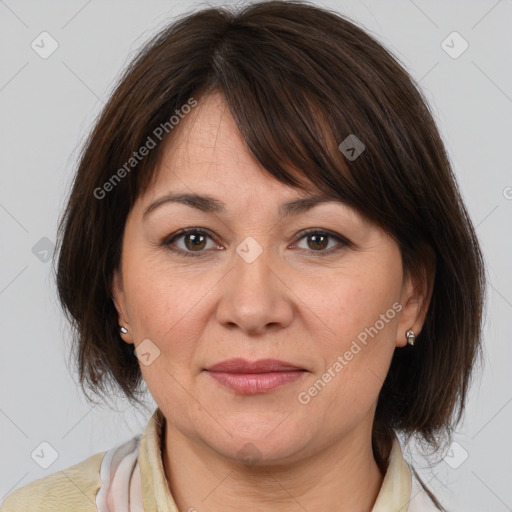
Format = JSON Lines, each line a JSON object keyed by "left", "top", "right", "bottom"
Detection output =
{"left": 204, "top": 358, "right": 307, "bottom": 394}
{"left": 204, "top": 358, "right": 304, "bottom": 373}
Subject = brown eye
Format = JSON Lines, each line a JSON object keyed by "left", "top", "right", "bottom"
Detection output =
{"left": 183, "top": 232, "right": 207, "bottom": 251}
{"left": 306, "top": 233, "right": 329, "bottom": 250}
{"left": 163, "top": 228, "right": 220, "bottom": 257}
{"left": 294, "top": 229, "right": 351, "bottom": 255}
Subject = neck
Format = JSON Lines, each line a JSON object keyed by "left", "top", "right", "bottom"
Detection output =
{"left": 162, "top": 419, "right": 384, "bottom": 512}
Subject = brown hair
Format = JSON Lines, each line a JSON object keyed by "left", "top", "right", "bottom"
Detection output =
{"left": 54, "top": 1, "right": 486, "bottom": 508}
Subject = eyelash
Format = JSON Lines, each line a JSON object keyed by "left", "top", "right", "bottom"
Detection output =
{"left": 161, "top": 227, "right": 351, "bottom": 258}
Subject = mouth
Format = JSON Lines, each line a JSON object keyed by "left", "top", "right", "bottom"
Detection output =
{"left": 203, "top": 358, "right": 308, "bottom": 394}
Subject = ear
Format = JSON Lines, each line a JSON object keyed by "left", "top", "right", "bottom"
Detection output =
{"left": 112, "top": 266, "right": 134, "bottom": 344}
{"left": 395, "top": 268, "right": 433, "bottom": 348}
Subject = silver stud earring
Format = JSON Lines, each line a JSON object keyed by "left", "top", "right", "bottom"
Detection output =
{"left": 119, "top": 326, "right": 128, "bottom": 334}
{"left": 406, "top": 329, "right": 415, "bottom": 346}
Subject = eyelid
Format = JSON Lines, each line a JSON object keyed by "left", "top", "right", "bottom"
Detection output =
{"left": 162, "top": 227, "right": 221, "bottom": 257}
{"left": 291, "top": 227, "right": 351, "bottom": 247}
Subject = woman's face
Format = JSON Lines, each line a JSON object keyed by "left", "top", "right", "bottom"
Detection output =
{"left": 113, "top": 92, "right": 425, "bottom": 465}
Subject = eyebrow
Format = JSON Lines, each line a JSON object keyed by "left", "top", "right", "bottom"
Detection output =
{"left": 142, "top": 192, "right": 342, "bottom": 220}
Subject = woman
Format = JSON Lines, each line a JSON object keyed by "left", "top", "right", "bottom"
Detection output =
{"left": 1, "top": 1, "right": 486, "bottom": 511}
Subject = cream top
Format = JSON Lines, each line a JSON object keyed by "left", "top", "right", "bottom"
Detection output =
{"left": 1, "top": 407, "right": 440, "bottom": 511}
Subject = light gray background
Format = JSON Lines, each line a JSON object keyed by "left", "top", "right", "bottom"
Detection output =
{"left": 1, "top": 1, "right": 511, "bottom": 510}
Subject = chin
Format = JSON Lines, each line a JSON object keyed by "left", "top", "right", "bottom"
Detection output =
{"left": 200, "top": 423, "right": 313, "bottom": 466}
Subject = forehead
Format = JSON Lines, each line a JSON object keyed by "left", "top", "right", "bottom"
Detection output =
{"left": 134, "top": 93, "right": 374, "bottom": 232}
{"left": 168, "top": 94, "right": 264, "bottom": 176}
{"left": 146, "top": 92, "right": 318, "bottom": 199}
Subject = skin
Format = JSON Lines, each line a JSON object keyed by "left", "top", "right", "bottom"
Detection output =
{"left": 112, "top": 92, "right": 429, "bottom": 511}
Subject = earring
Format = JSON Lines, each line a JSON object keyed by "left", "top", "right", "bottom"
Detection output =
{"left": 119, "top": 326, "right": 128, "bottom": 334}
{"left": 406, "top": 329, "right": 415, "bottom": 346}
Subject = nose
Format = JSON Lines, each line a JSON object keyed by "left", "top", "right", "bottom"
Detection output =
{"left": 215, "top": 242, "right": 294, "bottom": 335}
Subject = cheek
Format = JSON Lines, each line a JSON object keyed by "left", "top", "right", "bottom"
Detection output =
{"left": 300, "top": 270, "right": 400, "bottom": 405}
{"left": 307, "top": 269, "right": 399, "bottom": 346}
{"left": 123, "top": 250, "right": 199, "bottom": 330}
{"left": 121, "top": 253, "right": 223, "bottom": 374}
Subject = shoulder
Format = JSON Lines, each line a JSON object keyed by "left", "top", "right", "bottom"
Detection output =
{"left": 0, "top": 450, "right": 106, "bottom": 512}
